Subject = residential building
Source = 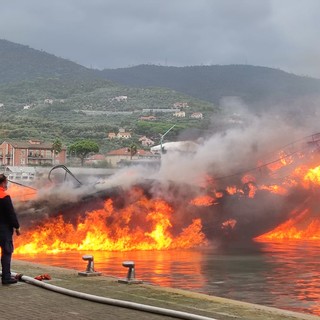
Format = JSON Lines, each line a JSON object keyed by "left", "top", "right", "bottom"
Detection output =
{"left": 108, "top": 132, "right": 117, "bottom": 139}
{"left": 105, "top": 148, "right": 155, "bottom": 167}
{"left": 85, "top": 154, "right": 106, "bottom": 166}
{"left": 108, "top": 128, "right": 132, "bottom": 139}
{"left": 173, "top": 102, "right": 189, "bottom": 109}
{"left": 139, "top": 136, "right": 155, "bottom": 147}
{"left": 117, "top": 131, "right": 132, "bottom": 139}
{"left": 173, "top": 111, "right": 186, "bottom": 118}
{"left": 0, "top": 139, "right": 67, "bottom": 167}
{"left": 112, "top": 95, "right": 127, "bottom": 102}
{"left": 44, "top": 99, "right": 53, "bottom": 104}
{"left": 190, "top": 112, "right": 203, "bottom": 119}
{"left": 139, "top": 116, "right": 156, "bottom": 121}
{"left": 116, "top": 128, "right": 131, "bottom": 139}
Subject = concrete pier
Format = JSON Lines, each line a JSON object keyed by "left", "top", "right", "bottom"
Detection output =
{"left": 1, "top": 259, "right": 318, "bottom": 320}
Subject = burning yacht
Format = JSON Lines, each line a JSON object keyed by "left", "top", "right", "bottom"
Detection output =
{"left": 7, "top": 131, "right": 320, "bottom": 254}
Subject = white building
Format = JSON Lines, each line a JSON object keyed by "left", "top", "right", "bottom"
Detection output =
{"left": 151, "top": 141, "right": 199, "bottom": 154}
{"left": 173, "top": 111, "right": 186, "bottom": 118}
{"left": 112, "top": 96, "right": 128, "bottom": 102}
{"left": 190, "top": 112, "right": 203, "bottom": 119}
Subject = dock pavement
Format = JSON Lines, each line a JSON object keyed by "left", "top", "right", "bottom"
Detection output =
{"left": 0, "top": 259, "right": 318, "bottom": 320}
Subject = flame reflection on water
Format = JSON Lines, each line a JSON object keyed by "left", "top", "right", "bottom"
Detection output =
{"left": 14, "top": 240, "right": 320, "bottom": 316}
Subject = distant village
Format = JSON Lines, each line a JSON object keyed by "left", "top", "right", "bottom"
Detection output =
{"left": 0, "top": 96, "right": 209, "bottom": 180}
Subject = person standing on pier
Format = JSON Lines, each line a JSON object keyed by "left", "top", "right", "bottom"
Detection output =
{"left": 0, "top": 174, "right": 21, "bottom": 284}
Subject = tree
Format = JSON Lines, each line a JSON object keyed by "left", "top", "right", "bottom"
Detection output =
{"left": 52, "top": 138, "right": 63, "bottom": 165}
{"left": 128, "top": 144, "right": 137, "bottom": 160}
{"left": 69, "top": 140, "right": 99, "bottom": 166}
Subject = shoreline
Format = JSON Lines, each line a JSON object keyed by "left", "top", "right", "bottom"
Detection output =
{"left": 11, "top": 259, "right": 320, "bottom": 320}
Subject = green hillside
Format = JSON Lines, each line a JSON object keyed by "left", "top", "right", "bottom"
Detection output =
{"left": 1, "top": 38, "right": 320, "bottom": 155}
{"left": 100, "top": 64, "right": 320, "bottom": 112}
{"left": 0, "top": 39, "right": 218, "bottom": 151}
{"left": 0, "top": 39, "right": 99, "bottom": 84}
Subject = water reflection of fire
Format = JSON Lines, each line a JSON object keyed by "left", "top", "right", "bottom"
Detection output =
{"left": 11, "top": 135, "right": 320, "bottom": 253}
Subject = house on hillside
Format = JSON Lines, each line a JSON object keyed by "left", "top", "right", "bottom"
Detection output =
{"left": 190, "top": 112, "right": 203, "bottom": 119}
{"left": 173, "top": 102, "right": 189, "bottom": 109}
{"left": 139, "top": 116, "right": 156, "bottom": 121}
{"left": 44, "top": 99, "right": 53, "bottom": 104}
{"left": 117, "top": 131, "right": 132, "bottom": 139}
{"left": 173, "top": 111, "right": 186, "bottom": 118}
{"left": 139, "top": 136, "right": 155, "bottom": 147}
{"left": 116, "top": 128, "right": 132, "bottom": 139}
{"left": 108, "top": 132, "right": 117, "bottom": 139}
{"left": 112, "top": 96, "right": 128, "bottom": 102}
{"left": 0, "top": 139, "right": 67, "bottom": 167}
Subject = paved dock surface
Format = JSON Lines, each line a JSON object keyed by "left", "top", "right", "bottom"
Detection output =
{"left": 0, "top": 259, "right": 318, "bottom": 320}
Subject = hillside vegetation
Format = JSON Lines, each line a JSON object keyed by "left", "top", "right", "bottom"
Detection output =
{"left": 1, "top": 39, "right": 319, "bottom": 154}
{"left": 100, "top": 64, "right": 320, "bottom": 112}
{"left": 0, "top": 40, "right": 217, "bottom": 151}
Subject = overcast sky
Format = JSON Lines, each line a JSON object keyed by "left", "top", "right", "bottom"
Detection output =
{"left": 1, "top": 0, "right": 320, "bottom": 78}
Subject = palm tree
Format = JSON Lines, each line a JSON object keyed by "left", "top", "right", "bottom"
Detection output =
{"left": 128, "top": 144, "right": 137, "bottom": 160}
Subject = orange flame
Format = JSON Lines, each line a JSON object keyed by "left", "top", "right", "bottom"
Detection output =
{"left": 190, "top": 195, "right": 215, "bottom": 206}
{"left": 8, "top": 183, "right": 37, "bottom": 202}
{"left": 257, "top": 164, "right": 320, "bottom": 240}
{"left": 13, "top": 141, "right": 320, "bottom": 251}
{"left": 259, "top": 184, "right": 288, "bottom": 195}
{"left": 15, "top": 197, "right": 208, "bottom": 254}
{"left": 303, "top": 165, "right": 320, "bottom": 186}
{"left": 256, "top": 209, "right": 320, "bottom": 240}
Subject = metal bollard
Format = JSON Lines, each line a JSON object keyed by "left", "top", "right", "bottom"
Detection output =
{"left": 118, "top": 260, "right": 142, "bottom": 284}
{"left": 78, "top": 255, "right": 102, "bottom": 276}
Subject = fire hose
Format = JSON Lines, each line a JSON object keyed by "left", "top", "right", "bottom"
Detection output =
{"left": 4, "top": 272, "right": 217, "bottom": 320}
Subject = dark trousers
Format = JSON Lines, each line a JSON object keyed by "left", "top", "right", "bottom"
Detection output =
{"left": 0, "top": 239, "right": 13, "bottom": 280}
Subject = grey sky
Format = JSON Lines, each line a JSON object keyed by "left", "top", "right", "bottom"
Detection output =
{"left": 1, "top": 0, "right": 320, "bottom": 78}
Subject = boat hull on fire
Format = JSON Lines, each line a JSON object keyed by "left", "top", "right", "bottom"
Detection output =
{"left": 14, "top": 177, "right": 310, "bottom": 243}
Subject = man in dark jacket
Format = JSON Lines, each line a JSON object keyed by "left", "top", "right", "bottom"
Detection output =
{"left": 0, "top": 174, "right": 20, "bottom": 284}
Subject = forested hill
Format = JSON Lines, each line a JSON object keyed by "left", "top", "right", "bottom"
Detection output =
{"left": 0, "top": 39, "right": 99, "bottom": 84}
{"left": 2, "top": 38, "right": 320, "bottom": 114}
{"left": 100, "top": 64, "right": 320, "bottom": 111}
{"left": 1, "top": 38, "right": 320, "bottom": 147}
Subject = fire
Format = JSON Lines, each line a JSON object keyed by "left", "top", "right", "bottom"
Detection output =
{"left": 266, "top": 150, "right": 294, "bottom": 171}
{"left": 190, "top": 195, "right": 215, "bottom": 206}
{"left": 13, "top": 136, "right": 320, "bottom": 251}
{"left": 8, "top": 183, "right": 37, "bottom": 202}
{"left": 259, "top": 184, "right": 288, "bottom": 195}
{"left": 256, "top": 208, "right": 320, "bottom": 241}
{"left": 303, "top": 165, "right": 320, "bottom": 186}
{"left": 256, "top": 163, "right": 320, "bottom": 241}
{"left": 15, "top": 196, "right": 207, "bottom": 254}
{"left": 225, "top": 186, "right": 238, "bottom": 195}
